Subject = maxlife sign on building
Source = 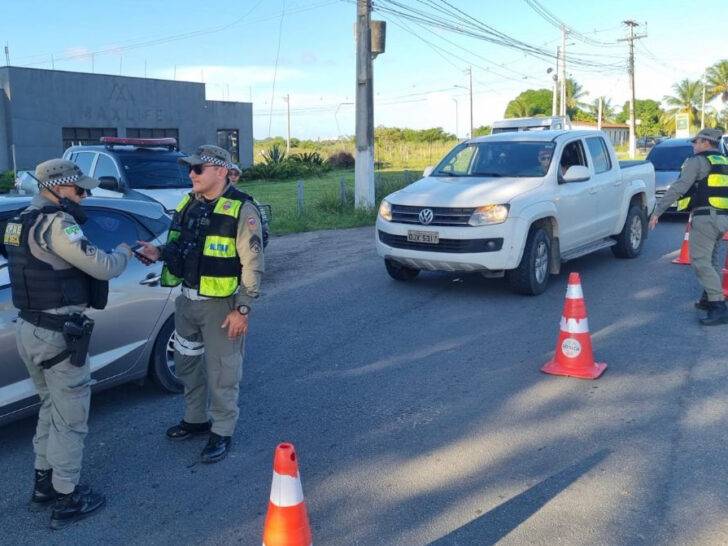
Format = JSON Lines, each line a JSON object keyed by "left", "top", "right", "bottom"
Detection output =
{"left": 675, "top": 113, "right": 691, "bottom": 139}
{"left": 0, "top": 66, "right": 253, "bottom": 172}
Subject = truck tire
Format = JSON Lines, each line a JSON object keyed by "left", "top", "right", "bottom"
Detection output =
{"left": 385, "top": 258, "right": 420, "bottom": 281}
{"left": 507, "top": 226, "right": 551, "bottom": 295}
{"left": 612, "top": 203, "right": 646, "bottom": 259}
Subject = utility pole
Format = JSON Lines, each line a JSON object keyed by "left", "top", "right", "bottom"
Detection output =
{"left": 619, "top": 20, "right": 646, "bottom": 159}
{"left": 701, "top": 78, "right": 706, "bottom": 129}
{"left": 287, "top": 95, "right": 291, "bottom": 151}
{"left": 597, "top": 97, "right": 603, "bottom": 130}
{"left": 452, "top": 98, "right": 459, "bottom": 138}
{"left": 552, "top": 47, "right": 559, "bottom": 116}
{"left": 355, "top": 0, "right": 375, "bottom": 208}
{"left": 3, "top": 43, "right": 9, "bottom": 66}
{"left": 560, "top": 26, "right": 567, "bottom": 117}
{"left": 469, "top": 69, "right": 474, "bottom": 137}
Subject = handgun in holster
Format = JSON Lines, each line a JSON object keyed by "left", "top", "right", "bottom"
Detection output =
{"left": 62, "top": 314, "right": 95, "bottom": 367}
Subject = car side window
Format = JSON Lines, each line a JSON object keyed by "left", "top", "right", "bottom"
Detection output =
{"left": 74, "top": 152, "right": 96, "bottom": 175}
{"left": 82, "top": 209, "right": 150, "bottom": 251}
{"left": 0, "top": 263, "right": 9, "bottom": 289}
{"left": 93, "top": 154, "right": 121, "bottom": 180}
{"left": 560, "top": 140, "right": 589, "bottom": 176}
{"left": 586, "top": 137, "right": 612, "bottom": 174}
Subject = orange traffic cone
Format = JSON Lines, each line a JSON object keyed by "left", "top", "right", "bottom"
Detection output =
{"left": 262, "top": 443, "right": 312, "bottom": 546}
{"left": 542, "top": 272, "right": 607, "bottom": 380}
{"left": 672, "top": 222, "right": 691, "bottom": 265}
{"left": 723, "top": 231, "right": 728, "bottom": 241}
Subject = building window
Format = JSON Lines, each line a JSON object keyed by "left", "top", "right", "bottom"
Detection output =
{"left": 217, "top": 129, "right": 239, "bottom": 164}
{"left": 63, "top": 127, "right": 117, "bottom": 151}
{"left": 126, "top": 128, "right": 179, "bottom": 143}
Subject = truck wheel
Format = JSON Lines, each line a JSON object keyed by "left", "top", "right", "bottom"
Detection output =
{"left": 385, "top": 258, "right": 420, "bottom": 281}
{"left": 149, "top": 316, "right": 183, "bottom": 394}
{"left": 612, "top": 203, "right": 646, "bottom": 258}
{"left": 507, "top": 227, "right": 551, "bottom": 295}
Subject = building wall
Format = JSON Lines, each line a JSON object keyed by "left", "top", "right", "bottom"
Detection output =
{"left": 0, "top": 67, "right": 253, "bottom": 171}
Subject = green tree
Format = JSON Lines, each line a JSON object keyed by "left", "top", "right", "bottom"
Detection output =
{"left": 705, "top": 60, "right": 728, "bottom": 103}
{"left": 472, "top": 125, "right": 491, "bottom": 137}
{"left": 564, "top": 78, "right": 589, "bottom": 117}
{"left": 504, "top": 89, "right": 553, "bottom": 118}
{"left": 587, "top": 97, "right": 616, "bottom": 122}
{"left": 616, "top": 99, "right": 665, "bottom": 137}
{"left": 663, "top": 79, "right": 703, "bottom": 126}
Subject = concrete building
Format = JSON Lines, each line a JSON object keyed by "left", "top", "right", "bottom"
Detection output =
{"left": 0, "top": 66, "right": 253, "bottom": 172}
{"left": 571, "top": 120, "right": 629, "bottom": 147}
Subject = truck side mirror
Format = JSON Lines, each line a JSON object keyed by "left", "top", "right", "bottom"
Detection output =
{"left": 98, "top": 176, "right": 123, "bottom": 192}
{"left": 562, "top": 166, "right": 590, "bottom": 183}
{"left": 423, "top": 166, "right": 435, "bottom": 177}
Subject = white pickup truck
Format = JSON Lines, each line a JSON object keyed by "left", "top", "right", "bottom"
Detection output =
{"left": 376, "top": 130, "right": 656, "bottom": 295}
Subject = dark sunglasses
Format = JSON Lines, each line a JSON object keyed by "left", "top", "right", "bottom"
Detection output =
{"left": 188, "top": 164, "right": 217, "bottom": 175}
{"left": 75, "top": 186, "right": 87, "bottom": 197}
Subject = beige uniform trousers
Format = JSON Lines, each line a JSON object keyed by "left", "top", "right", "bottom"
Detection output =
{"left": 690, "top": 210, "right": 728, "bottom": 301}
{"left": 173, "top": 294, "right": 244, "bottom": 437}
{"left": 16, "top": 318, "right": 90, "bottom": 495}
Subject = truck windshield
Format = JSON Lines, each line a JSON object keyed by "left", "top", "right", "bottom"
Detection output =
{"left": 646, "top": 145, "right": 694, "bottom": 172}
{"left": 433, "top": 141, "right": 557, "bottom": 177}
{"left": 117, "top": 152, "right": 191, "bottom": 189}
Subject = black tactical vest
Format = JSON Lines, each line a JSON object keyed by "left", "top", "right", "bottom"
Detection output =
{"left": 3, "top": 207, "right": 108, "bottom": 311}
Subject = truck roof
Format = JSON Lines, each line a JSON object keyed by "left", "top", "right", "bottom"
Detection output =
{"left": 470, "top": 130, "right": 606, "bottom": 144}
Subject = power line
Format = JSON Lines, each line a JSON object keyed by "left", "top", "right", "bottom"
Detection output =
{"left": 268, "top": 0, "right": 287, "bottom": 138}
{"left": 521, "top": 0, "right": 621, "bottom": 47}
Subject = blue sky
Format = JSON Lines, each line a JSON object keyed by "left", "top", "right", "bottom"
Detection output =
{"left": 3, "top": 1, "right": 726, "bottom": 139}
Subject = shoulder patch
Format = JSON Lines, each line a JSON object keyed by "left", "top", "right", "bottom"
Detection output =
{"left": 246, "top": 216, "right": 258, "bottom": 229}
{"left": 3, "top": 222, "right": 22, "bottom": 246}
{"left": 249, "top": 234, "right": 262, "bottom": 254}
{"left": 63, "top": 224, "right": 83, "bottom": 242}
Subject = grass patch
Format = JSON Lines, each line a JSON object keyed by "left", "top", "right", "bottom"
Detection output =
{"left": 238, "top": 169, "right": 420, "bottom": 235}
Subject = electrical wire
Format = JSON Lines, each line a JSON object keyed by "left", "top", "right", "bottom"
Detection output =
{"left": 268, "top": 0, "right": 287, "bottom": 137}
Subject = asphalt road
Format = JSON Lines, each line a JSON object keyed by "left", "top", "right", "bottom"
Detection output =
{"left": 2, "top": 216, "right": 727, "bottom": 545}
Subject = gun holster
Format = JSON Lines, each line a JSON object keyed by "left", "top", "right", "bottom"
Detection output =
{"left": 62, "top": 314, "right": 94, "bottom": 367}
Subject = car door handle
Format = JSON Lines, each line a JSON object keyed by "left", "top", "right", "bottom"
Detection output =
{"left": 589, "top": 187, "right": 598, "bottom": 194}
{"left": 613, "top": 180, "right": 622, "bottom": 186}
{"left": 139, "top": 272, "right": 161, "bottom": 286}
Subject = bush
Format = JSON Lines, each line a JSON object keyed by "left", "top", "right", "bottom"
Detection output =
{"left": 0, "top": 171, "right": 15, "bottom": 194}
{"left": 241, "top": 159, "right": 331, "bottom": 181}
{"left": 290, "top": 151, "right": 324, "bottom": 166}
{"left": 260, "top": 144, "right": 287, "bottom": 165}
{"left": 327, "top": 151, "right": 355, "bottom": 169}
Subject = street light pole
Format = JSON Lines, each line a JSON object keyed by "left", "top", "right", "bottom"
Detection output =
{"left": 467, "top": 66, "right": 473, "bottom": 138}
{"left": 452, "top": 98, "right": 459, "bottom": 138}
{"left": 355, "top": 0, "right": 375, "bottom": 209}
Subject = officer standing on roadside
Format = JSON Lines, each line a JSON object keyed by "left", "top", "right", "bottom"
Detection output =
{"left": 227, "top": 162, "right": 242, "bottom": 184}
{"left": 649, "top": 128, "right": 728, "bottom": 325}
{"left": 2, "top": 159, "right": 131, "bottom": 529}
{"left": 136, "top": 145, "right": 264, "bottom": 463}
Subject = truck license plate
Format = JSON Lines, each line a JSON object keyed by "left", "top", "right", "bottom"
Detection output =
{"left": 407, "top": 230, "right": 439, "bottom": 244}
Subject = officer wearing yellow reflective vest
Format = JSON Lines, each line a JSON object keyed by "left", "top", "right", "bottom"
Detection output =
{"left": 136, "top": 145, "right": 264, "bottom": 463}
{"left": 649, "top": 128, "right": 728, "bottom": 325}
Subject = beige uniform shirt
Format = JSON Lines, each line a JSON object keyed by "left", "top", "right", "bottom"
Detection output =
{"left": 26, "top": 194, "right": 129, "bottom": 281}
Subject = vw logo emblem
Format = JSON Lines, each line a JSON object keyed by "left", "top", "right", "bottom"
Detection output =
{"left": 418, "top": 208, "right": 434, "bottom": 225}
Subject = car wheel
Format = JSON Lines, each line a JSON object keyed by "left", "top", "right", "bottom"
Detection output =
{"left": 384, "top": 258, "right": 420, "bottom": 281}
{"left": 612, "top": 203, "right": 646, "bottom": 258}
{"left": 507, "top": 226, "right": 551, "bottom": 295}
{"left": 149, "top": 316, "right": 183, "bottom": 394}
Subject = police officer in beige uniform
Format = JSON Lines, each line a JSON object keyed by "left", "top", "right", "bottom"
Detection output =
{"left": 136, "top": 145, "right": 263, "bottom": 463}
{"left": 650, "top": 128, "right": 728, "bottom": 325}
{"left": 2, "top": 159, "right": 131, "bottom": 529}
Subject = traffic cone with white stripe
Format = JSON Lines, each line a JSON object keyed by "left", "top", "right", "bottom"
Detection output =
{"left": 262, "top": 443, "right": 312, "bottom": 546}
{"left": 672, "top": 222, "right": 691, "bottom": 265}
{"left": 541, "top": 272, "right": 607, "bottom": 380}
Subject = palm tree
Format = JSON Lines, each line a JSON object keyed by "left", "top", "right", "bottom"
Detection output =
{"left": 588, "top": 97, "right": 615, "bottom": 122}
{"left": 505, "top": 98, "right": 535, "bottom": 118}
{"left": 565, "top": 78, "right": 589, "bottom": 117}
{"left": 663, "top": 79, "right": 702, "bottom": 125}
{"left": 705, "top": 60, "right": 728, "bottom": 103}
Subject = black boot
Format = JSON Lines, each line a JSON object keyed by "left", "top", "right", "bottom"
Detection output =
{"left": 30, "top": 469, "right": 90, "bottom": 511}
{"left": 700, "top": 300, "right": 728, "bottom": 326}
{"left": 49, "top": 486, "right": 105, "bottom": 530}
{"left": 694, "top": 291, "right": 709, "bottom": 310}
{"left": 200, "top": 433, "right": 232, "bottom": 464}
{"left": 166, "top": 420, "right": 211, "bottom": 440}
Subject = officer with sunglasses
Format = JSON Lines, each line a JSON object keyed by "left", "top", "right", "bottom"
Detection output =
{"left": 2, "top": 159, "right": 132, "bottom": 529}
{"left": 136, "top": 145, "right": 264, "bottom": 464}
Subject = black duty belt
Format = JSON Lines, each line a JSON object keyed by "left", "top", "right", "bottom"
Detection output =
{"left": 692, "top": 209, "right": 728, "bottom": 216}
{"left": 19, "top": 310, "right": 71, "bottom": 332}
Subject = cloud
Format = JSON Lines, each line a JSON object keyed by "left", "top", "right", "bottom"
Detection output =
{"left": 157, "top": 65, "right": 306, "bottom": 86}
{"left": 63, "top": 47, "right": 93, "bottom": 60}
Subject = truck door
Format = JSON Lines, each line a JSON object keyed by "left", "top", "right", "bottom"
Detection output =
{"left": 554, "top": 139, "right": 600, "bottom": 250}
{"left": 585, "top": 136, "right": 621, "bottom": 236}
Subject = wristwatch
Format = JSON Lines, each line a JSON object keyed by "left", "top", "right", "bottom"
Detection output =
{"left": 237, "top": 304, "right": 251, "bottom": 316}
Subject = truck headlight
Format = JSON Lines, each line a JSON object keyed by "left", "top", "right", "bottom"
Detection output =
{"left": 379, "top": 199, "right": 392, "bottom": 221}
{"left": 468, "top": 204, "right": 509, "bottom": 226}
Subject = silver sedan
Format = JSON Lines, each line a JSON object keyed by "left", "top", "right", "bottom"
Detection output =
{"left": 0, "top": 197, "right": 181, "bottom": 427}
